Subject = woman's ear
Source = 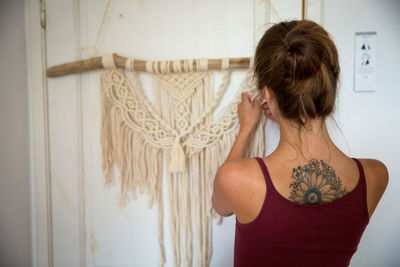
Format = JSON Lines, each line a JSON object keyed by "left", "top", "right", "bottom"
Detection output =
{"left": 263, "top": 86, "right": 273, "bottom": 102}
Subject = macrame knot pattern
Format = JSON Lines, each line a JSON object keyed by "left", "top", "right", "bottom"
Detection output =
{"left": 99, "top": 54, "right": 265, "bottom": 267}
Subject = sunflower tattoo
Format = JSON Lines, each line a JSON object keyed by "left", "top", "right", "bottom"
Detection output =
{"left": 288, "top": 159, "right": 348, "bottom": 205}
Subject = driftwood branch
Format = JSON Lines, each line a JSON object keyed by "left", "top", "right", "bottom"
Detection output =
{"left": 46, "top": 53, "right": 251, "bottom": 77}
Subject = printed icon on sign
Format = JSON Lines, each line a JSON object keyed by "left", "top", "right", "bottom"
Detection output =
{"left": 361, "top": 53, "right": 370, "bottom": 66}
{"left": 361, "top": 40, "right": 371, "bottom": 51}
{"left": 360, "top": 40, "right": 371, "bottom": 66}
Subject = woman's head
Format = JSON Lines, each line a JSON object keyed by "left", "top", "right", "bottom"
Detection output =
{"left": 254, "top": 20, "right": 340, "bottom": 126}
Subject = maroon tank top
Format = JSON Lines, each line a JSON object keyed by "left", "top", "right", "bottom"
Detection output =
{"left": 234, "top": 157, "right": 370, "bottom": 267}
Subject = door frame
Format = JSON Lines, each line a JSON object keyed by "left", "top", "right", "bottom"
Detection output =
{"left": 25, "top": 0, "right": 53, "bottom": 266}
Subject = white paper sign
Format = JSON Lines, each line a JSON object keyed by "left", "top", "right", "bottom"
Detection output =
{"left": 354, "top": 32, "right": 377, "bottom": 92}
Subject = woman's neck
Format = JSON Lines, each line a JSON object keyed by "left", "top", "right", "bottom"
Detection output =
{"left": 275, "top": 118, "right": 339, "bottom": 161}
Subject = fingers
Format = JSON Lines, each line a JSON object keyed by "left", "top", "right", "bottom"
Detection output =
{"left": 252, "top": 96, "right": 261, "bottom": 108}
{"left": 241, "top": 92, "right": 251, "bottom": 102}
{"left": 249, "top": 91, "right": 260, "bottom": 104}
{"left": 242, "top": 92, "right": 261, "bottom": 106}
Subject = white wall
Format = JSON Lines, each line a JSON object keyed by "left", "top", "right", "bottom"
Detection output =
{"left": 322, "top": 0, "right": 400, "bottom": 265}
{"left": 24, "top": 0, "right": 400, "bottom": 266}
{"left": 0, "top": 0, "right": 32, "bottom": 266}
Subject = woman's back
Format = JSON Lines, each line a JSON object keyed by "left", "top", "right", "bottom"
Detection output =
{"left": 232, "top": 151, "right": 387, "bottom": 266}
{"left": 234, "top": 155, "right": 369, "bottom": 267}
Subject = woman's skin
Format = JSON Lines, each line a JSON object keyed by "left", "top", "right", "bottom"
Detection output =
{"left": 212, "top": 87, "right": 388, "bottom": 224}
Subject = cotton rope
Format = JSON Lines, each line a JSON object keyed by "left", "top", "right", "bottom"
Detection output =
{"left": 140, "top": 59, "right": 215, "bottom": 74}
{"left": 101, "top": 54, "right": 116, "bottom": 68}
{"left": 125, "top": 58, "right": 135, "bottom": 71}
{"left": 100, "top": 55, "right": 266, "bottom": 267}
{"left": 221, "top": 58, "right": 229, "bottom": 69}
{"left": 249, "top": 56, "right": 254, "bottom": 68}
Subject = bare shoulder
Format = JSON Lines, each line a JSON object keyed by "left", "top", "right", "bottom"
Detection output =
{"left": 212, "top": 158, "right": 261, "bottom": 217}
{"left": 358, "top": 158, "right": 389, "bottom": 217}
{"left": 217, "top": 158, "right": 258, "bottom": 176}
{"left": 214, "top": 158, "right": 259, "bottom": 192}
{"left": 358, "top": 158, "right": 389, "bottom": 190}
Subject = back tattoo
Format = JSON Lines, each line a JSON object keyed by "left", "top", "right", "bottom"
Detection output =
{"left": 288, "top": 159, "right": 348, "bottom": 205}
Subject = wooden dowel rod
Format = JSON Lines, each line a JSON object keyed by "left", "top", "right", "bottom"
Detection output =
{"left": 46, "top": 53, "right": 251, "bottom": 77}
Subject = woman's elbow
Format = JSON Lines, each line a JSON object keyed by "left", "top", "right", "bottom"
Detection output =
{"left": 212, "top": 163, "right": 235, "bottom": 217}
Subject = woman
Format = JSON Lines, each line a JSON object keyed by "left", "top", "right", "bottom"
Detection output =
{"left": 212, "top": 20, "right": 388, "bottom": 267}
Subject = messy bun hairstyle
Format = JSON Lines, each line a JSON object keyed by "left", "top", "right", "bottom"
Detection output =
{"left": 254, "top": 20, "right": 340, "bottom": 126}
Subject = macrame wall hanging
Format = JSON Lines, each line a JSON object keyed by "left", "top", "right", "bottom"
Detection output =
{"left": 47, "top": 52, "right": 266, "bottom": 267}
{"left": 97, "top": 54, "right": 266, "bottom": 267}
{"left": 45, "top": 3, "right": 271, "bottom": 267}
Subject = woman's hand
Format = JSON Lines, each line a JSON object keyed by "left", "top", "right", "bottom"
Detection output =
{"left": 237, "top": 92, "right": 261, "bottom": 133}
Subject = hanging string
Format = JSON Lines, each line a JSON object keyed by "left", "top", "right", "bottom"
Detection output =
{"left": 90, "top": 0, "right": 112, "bottom": 58}
{"left": 271, "top": 1, "right": 281, "bottom": 22}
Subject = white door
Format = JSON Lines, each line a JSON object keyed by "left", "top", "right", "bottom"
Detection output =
{"left": 40, "top": 0, "right": 311, "bottom": 266}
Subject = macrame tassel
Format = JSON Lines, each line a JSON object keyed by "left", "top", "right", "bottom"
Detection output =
{"left": 168, "top": 137, "right": 187, "bottom": 173}
{"left": 100, "top": 67, "right": 266, "bottom": 267}
{"left": 100, "top": 78, "right": 115, "bottom": 185}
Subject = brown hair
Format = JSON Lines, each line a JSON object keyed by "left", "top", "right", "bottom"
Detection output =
{"left": 254, "top": 20, "right": 340, "bottom": 126}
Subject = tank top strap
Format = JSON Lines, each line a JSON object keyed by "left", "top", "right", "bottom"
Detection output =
{"left": 351, "top": 157, "right": 368, "bottom": 205}
{"left": 254, "top": 157, "right": 276, "bottom": 193}
{"left": 351, "top": 158, "right": 366, "bottom": 189}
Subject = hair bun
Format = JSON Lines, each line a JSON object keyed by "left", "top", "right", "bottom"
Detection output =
{"left": 283, "top": 27, "right": 324, "bottom": 81}
{"left": 254, "top": 20, "right": 340, "bottom": 126}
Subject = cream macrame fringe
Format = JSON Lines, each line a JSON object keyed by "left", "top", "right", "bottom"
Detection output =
{"left": 100, "top": 59, "right": 266, "bottom": 267}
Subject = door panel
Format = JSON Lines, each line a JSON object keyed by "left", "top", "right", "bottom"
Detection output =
{"left": 44, "top": 1, "right": 306, "bottom": 266}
